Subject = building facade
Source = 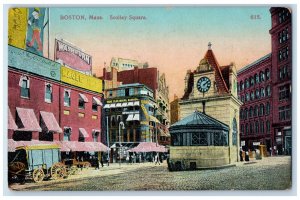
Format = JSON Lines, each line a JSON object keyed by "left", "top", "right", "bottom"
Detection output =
{"left": 269, "top": 7, "right": 292, "bottom": 155}
{"left": 103, "top": 83, "right": 161, "bottom": 162}
{"left": 179, "top": 43, "right": 242, "bottom": 163}
{"left": 237, "top": 54, "right": 272, "bottom": 151}
{"left": 237, "top": 7, "right": 292, "bottom": 155}
{"left": 8, "top": 45, "right": 104, "bottom": 160}
{"left": 102, "top": 66, "right": 171, "bottom": 128}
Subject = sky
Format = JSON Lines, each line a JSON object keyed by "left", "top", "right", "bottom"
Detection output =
{"left": 47, "top": 6, "right": 272, "bottom": 100}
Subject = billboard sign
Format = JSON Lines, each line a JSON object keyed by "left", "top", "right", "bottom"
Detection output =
{"left": 61, "top": 66, "right": 102, "bottom": 93}
{"left": 26, "top": 7, "right": 46, "bottom": 56}
{"left": 55, "top": 39, "right": 92, "bottom": 74}
{"left": 8, "top": 8, "right": 28, "bottom": 49}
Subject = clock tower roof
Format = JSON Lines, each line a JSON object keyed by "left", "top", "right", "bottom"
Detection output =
{"left": 203, "top": 46, "right": 229, "bottom": 94}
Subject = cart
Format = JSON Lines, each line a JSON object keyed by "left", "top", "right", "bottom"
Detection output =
{"left": 8, "top": 144, "right": 67, "bottom": 183}
{"left": 61, "top": 158, "right": 91, "bottom": 175}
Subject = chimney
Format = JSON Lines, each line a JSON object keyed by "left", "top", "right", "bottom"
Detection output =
{"left": 133, "top": 66, "right": 139, "bottom": 82}
{"left": 112, "top": 67, "right": 118, "bottom": 87}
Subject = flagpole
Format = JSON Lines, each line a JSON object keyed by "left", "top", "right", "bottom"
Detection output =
{"left": 48, "top": 8, "right": 50, "bottom": 59}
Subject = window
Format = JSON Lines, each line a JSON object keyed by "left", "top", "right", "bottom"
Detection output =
{"left": 129, "top": 88, "right": 135, "bottom": 96}
{"left": 232, "top": 118, "right": 237, "bottom": 146}
{"left": 64, "top": 127, "right": 72, "bottom": 141}
{"left": 45, "top": 83, "right": 52, "bottom": 103}
{"left": 241, "top": 81, "right": 244, "bottom": 90}
{"left": 279, "top": 65, "right": 290, "bottom": 80}
{"left": 260, "top": 71, "right": 265, "bottom": 82}
{"left": 241, "top": 124, "right": 244, "bottom": 135}
{"left": 241, "top": 95, "right": 245, "bottom": 103}
{"left": 92, "top": 97, "right": 101, "bottom": 112}
{"left": 108, "top": 90, "right": 113, "bottom": 97}
{"left": 266, "top": 85, "right": 271, "bottom": 96}
{"left": 249, "top": 107, "right": 253, "bottom": 118}
{"left": 279, "top": 106, "right": 291, "bottom": 121}
{"left": 125, "top": 88, "right": 130, "bottom": 96}
{"left": 266, "top": 120, "right": 270, "bottom": 133}
{"left": 64, "top": 90, "right": 71, "bottom": 106}
{"left": 250, "top": 91, "right": 255, "bottom": 101}
{"left": 266, "top": 68, "right": 270, "bottom": 80}
{"left": 244, "top": 108, "right": 248, "bottom": 119}
{"left": 78, "top": 94, "right": 88, "bottom": 109}
{"left": 246, "top": 93, "right": 250, "bottom": 102}
{"left": 260, "top": 121, "right": 264, "bottom": 134}
{"left": 245, "top": 79, "right": 250, "bottom": 89}
{"left": 255, "top": 89, "right": 260, "bottom": 99}
{"left": 279, "top": 46, "right": 289, "bottom": 61}
{"left": 255, "top": 121, "right": 259, "bottom": 134}
{"left": 20, "top": 76, "right": 30, "bottom": 98}
{"left": 255, "top": 74, "right": 259, "bottom": 84}
{"left": 245, "top": 123, "right": 249, "bottom": 135}
{"left": 250, "top": 76, "right": 254, "bottom": 87}
{"left": 278, "top": 9, "right": 290, "bottom": 24}
{"left": 279, "top": 84, "right": 290, "bottom": 100}
{"left": 240, "top": 109, "right": 243, "bottom": 120}
{"left": 92, "top": 131, "right": 100, "bottom": 142}
{"left": 254, "top": 105, "right": 259, "bottom": 117}
{"left": 260, "top": 88, "right": 265, "bottom": 98}
{"left": 117, "top": 89, "right": 125, "bottom": 97}
{"left": 250, "top": 122, "right": 253, "bottom": 134}
{"left": 259, "top": 104, "right": 264, "bottom": 116}
{"left": 266, "top": 102, "right": 270, "bottom": 115}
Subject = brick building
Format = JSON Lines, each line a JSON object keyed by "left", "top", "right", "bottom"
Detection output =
{"left": 237, "top": 7, "right": 292, "bottom": 155}
{"left": 237, "top": 54, "right": 272, "bottom": 151}
{"left": 170, "top": 95, "right": 180, "bottom": 125}
{"left": 8, "top": 45, "right": 105, "bottom": 160}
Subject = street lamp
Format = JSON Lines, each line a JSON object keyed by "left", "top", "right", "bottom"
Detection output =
{"left": 119, "top": 121, "right": 125, "bottom": 167}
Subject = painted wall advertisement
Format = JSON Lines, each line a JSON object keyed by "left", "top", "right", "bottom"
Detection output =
{"left": 55, "top": 39, "right": 92, "bottom": 75}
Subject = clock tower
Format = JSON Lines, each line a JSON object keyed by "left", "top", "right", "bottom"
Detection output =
{"left": 180, "top": 42, "right": 242, "bottom": 164}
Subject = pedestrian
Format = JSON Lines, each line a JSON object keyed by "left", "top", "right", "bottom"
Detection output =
{"left": 155, "top": 153, "right": 160, "bottom": 165}
{"left": 245, "top": 150, "right": 249, "bottom": 162}
{"left": 132, "top": 154, "right": 135, "bottom": 164}
{"left": 239, "top": 147, "right": 244, "bottom": 161}
{"left": 126, "top": 155, "right": 129, "bottom": 164}
{"left": 95, "top": 157, "right": 100, "bottom": 170}
{"left": 100, "top": 156, "right": 104, "bottom": 167}
{"left": 269, "top": 147, "right": 272, "bottom": 157}
{"left": 139, "top": 154, "right": 142, "bottom": 163}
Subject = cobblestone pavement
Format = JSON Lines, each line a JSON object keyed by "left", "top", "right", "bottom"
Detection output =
{"left": 8, "top": 156, "right": 292, "bottom": 191}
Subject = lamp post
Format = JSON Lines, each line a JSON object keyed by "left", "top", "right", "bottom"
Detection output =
{"left": 119, "top": 121, "right": 125, "bottom": 167}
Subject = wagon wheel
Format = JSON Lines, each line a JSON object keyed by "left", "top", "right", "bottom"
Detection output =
{"left": 83, "top": 162, "right": 91, "bottom": 168}
{"left": 32, "top": 168, "right": 45, "bottom": 183}
{"left": 51, "top": 162, "right": 67, "bottom": 180}
{"left": 68, "top": 165, "right": 79, "bottom": 175}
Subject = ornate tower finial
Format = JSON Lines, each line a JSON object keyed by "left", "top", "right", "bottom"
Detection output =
{"left": 208, "top": 42, "right": 212, "bottom": 50}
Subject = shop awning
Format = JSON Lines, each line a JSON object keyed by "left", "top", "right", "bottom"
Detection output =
{"left": 8, "top": 108, "right": 18, "bottom": 130}
{"left": 79, "top": 128, "right": 89, "bottom": 138}
{"left": 121, "top": 102, "right": 128, "bottom": 107}
{"left": 93, "top": 97, "right": 102, "bottom": 106}
{"left": 109, "top": 103, "right": 116, "bottom": 108}
{"left": 149, "top": 115, "right": 160, "bottom": 123}
{"left": 8, "top": 139, "right": 60, "bottom": 152}
{"left": 127, "top": 102, "right": 134, "bottom": 106}
{"left": 60, "top": 141, "right": 109, "bottom": 152}
{"left": 126, "top": 114, "right": 134, "bottom": 121}
{"left": 40, "top": 111, "right": 63, "bottom": 133}
{"left": 128, "top": 142, "right": 167, "bottom": 153}
{"left": 79, "top": 93, "right": 89, "bottom": 103}
{"left": 103, "top": 104, "right": 110, "bottom": 109}
{"left": 133, "top": 101, "right": 140, "bottom": 106}
{"left": 115, "top": 103, "right": 122, "bottom": 107}
{"left": 132, "top": 114, "right": 140, "bottom": 121}
{"left": 16, "top": 107, "right": 42, "bottom": 132}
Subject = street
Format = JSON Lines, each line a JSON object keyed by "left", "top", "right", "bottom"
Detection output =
{"left": 9, "top": 156, "right": 292, "bottom": 191}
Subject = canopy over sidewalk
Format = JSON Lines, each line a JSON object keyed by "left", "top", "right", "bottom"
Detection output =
{"left": 128, "top": 142, "right": 167, "bottom": 153}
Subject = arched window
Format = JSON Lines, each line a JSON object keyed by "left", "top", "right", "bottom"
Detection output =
{"left": 260, "top": 121, "right": 264, "bottom": 134}
{"left": 255, "top": 121, "right": 259, "bottom": 134}
{"left": 244, "top": 108, "right": 248, "bottom": 119}
{"left": 260, "top": 71, "right": 265, "bottom": 82}
{"left": 250, "top": 91, "right": 255, "bottom": 100}
{"left": 245, "top": 78, "right": 250, "bottom": 88}
{"left": 232, "top": 118, "right": 237, "bottom": 146}
{"left": 266, "top": 68, "right": 270, "bottom": 80}
{"left": 260, "top": 104, "right": 265, "bottom": 116}
{"left": 249, "top": 106, "right": 253, "bottom": 118}
{"left": 245, "top": 123, "right": 249, "bottom": 135}
{"left": 255, "top": 89, "right": 260, "bottom": 99}
{"left": 255, "top": 73, "right": 259, "bottom": 84}
{"left": 250, "top": 76, "right": 254, "bottom": 87}
{"left": 240, "top": 81, "right": 244, "bottom": 91}
{"left": 266, "top": 120, "right": 270, "bottom": 133}
{"left": 254, "top": 105, "right": 259, "bottom": 117}
{"left": 260, "top": 88, "right": 265, "bottom": 98}
{"left": 266, "top": 85, "right": 271, "bottom": 96}
{"left": 266, "top": 102, "right": 270, "bottom": 115}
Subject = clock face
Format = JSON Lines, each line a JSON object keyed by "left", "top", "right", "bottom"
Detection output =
{"left": 197, "top": 76, "right": 211, "bottom": 93}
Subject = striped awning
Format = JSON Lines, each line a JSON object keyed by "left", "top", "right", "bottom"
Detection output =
{"left": 79, "top": 93, "right": 89, "bottom": 103}
{"left": 93, "top": 97, "right": 102, "bottom": 106}
{"left": 16, "top": 107, "right": 42, "bottom": 132}
{"left": 40, "top": 111, "right": 63, "bottom": 133}
{"left": 79, "top": 128, "right": 89, "bottom": 138}
{"left": 8, "top": 108, "right": 17, "bottom": 130}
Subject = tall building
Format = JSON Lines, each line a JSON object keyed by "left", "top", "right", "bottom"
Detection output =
{"left": 237, "top": 54, "right": 272, "bottom": 151}
{"left": 107, "top": 57, "right": 148, "bottom": 72}
{"left": 269, "top": 8, "right": 292, "bottom": 155}
{"left": 103, "top": 66, "right": 171, "bottom": 126}
{"left": 237, "top": 7, "right": 292, "bottom": 155}
{"left": 179, "top": 43, "right": 242, "bottom": 163}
